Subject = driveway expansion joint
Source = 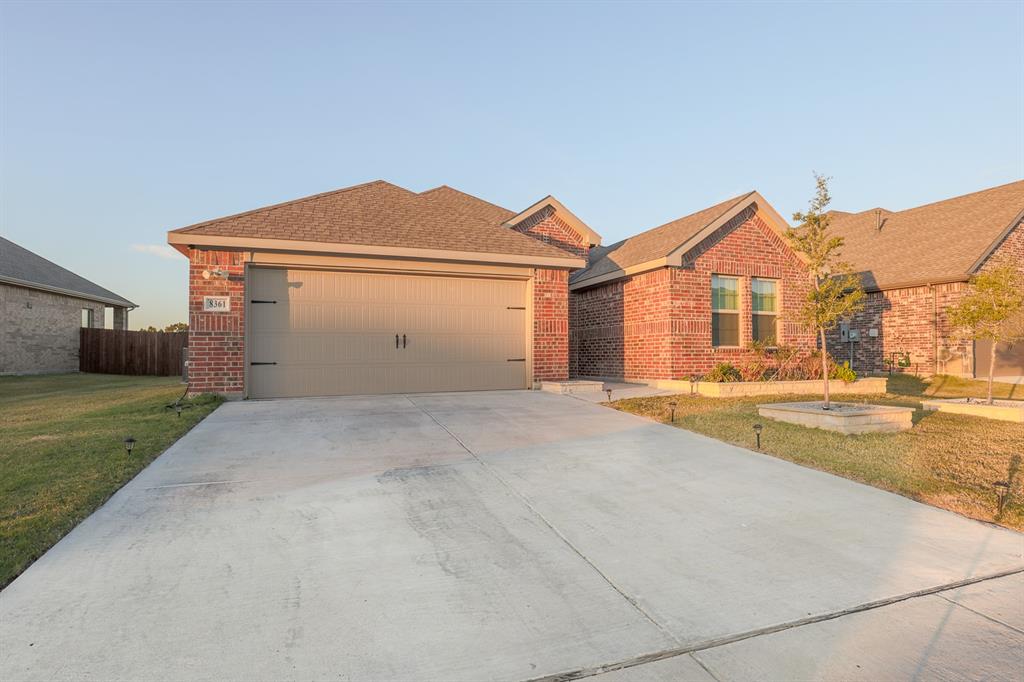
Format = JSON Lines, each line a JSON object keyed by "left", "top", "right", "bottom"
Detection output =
{"left": 523, "top": 566, "right": 1024, "bottom": 682}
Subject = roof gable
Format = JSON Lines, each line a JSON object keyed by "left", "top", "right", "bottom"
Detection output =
{"left": 504, "top": 196, "right": 602, "bottom": 248}
{"left": 0, "top": 236, "right": 134, "bottom": 307}
{"left": 168, "top": 180, "right": 581, "bottom": 265}
{"left": 571, "top": 191, "right": 792, "bottom": 288}
{"left": 828, "top": 180, "right": 1024, "bottom": 290}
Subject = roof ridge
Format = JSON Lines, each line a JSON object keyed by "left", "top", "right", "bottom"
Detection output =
{"left": 419, "top": 184, "right": 514, "bottom": 215}
{"left": 841, "top": 179, "right": 1024, "bottom": 219}
{"left": 170, "top": 179, "right": 401, "bottom": 234}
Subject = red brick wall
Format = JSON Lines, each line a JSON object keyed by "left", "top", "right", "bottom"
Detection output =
{"left": 533, "top": 268, "right": 570, "bottom": 381}
{"left": 188, "top": 249, "right": 247, "bottom": 396}
{"left": 510, "top": 206, "right": 590, "bottom": 259}
{"left": 572, "top": 208, "right": 815, "bottom": 380}
{"left": 826, "top": 220, "right": 1023, "bottom": 377}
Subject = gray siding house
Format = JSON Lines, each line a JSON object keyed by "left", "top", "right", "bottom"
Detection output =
{"left": 1, "top": 236, "right": 135, "bottom": 375}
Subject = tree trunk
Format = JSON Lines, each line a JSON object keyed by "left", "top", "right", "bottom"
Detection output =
{"left": 820, "top": 327, "right": 830, "bottom": 410}
{"left": 987, "top": 339, "right": 996, "bottom": 405}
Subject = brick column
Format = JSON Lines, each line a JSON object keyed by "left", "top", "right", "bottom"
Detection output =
{"left": 532, "top": 268, "right": 570, "bottom": 382}
{"left": 188, "top": 249, "right": 247, "bottom": 397}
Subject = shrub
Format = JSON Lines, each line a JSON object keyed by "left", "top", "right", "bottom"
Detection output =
{"left": 831, "top": 360, "right": 857, "bottom": 383}
{"left": 704, "top": 362, "right": 742, "bottom": 382}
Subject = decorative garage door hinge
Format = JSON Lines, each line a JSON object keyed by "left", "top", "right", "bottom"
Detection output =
{"left": 250, "top": 300, "right": 277, "bottom": 304}
{"left": 250, "top": 362, "right": 277, "bottom": 366}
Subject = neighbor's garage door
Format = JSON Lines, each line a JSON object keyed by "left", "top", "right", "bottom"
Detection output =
{"left": 248, "top": 268, "right": 528, "bottom": 398}
{"left": 975, "top": 339, "right": 1024, "bottom": 379}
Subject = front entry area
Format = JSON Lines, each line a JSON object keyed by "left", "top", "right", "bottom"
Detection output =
{"left": 247, "top": 267, "right": 528, "bottom": 398}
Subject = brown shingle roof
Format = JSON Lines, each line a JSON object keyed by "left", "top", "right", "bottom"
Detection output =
{"left": 419, "top": 185, "right": 515, "bottom": 224}
{"left": 828, "top": 180, "right": 1024, "bottom": 290}
{"left": 170, "top": 180, "right": 574, "bottom": 261}
{"left": 572, "top": 192, "right": 755, "bottom": 284}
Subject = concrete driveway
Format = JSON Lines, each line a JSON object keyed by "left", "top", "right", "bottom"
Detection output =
{"left": 2, "top": 391, "right": 1022, "bottom": 681}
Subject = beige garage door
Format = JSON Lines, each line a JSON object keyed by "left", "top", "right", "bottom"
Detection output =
{"left": 248, "top": 268, "right": 528, "bottom": 398}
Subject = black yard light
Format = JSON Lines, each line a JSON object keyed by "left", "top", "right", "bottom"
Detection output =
{"left": 165, "top": 384, "right": 193, "bottom": 417}
{"left": 753, "top": 423, "right": 763, "bottom": 450}
{"left": 689, "top": 374, "right": 699, "bottom": 396}
{"left": 667, "top": 401, "right": 677, "bottom": 423}
{"left": 994, "top": 480, "right": 1010, "bottom": 515}
{"left": 123, "top": 436, "right": 137, "bottom": 456}
{"left": 605, "top": 388, "right": 613, "bottom": 403}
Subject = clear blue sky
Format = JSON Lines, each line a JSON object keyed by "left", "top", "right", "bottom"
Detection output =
{"left": 2, "top": 1, "right": 1021, "bottom": 329}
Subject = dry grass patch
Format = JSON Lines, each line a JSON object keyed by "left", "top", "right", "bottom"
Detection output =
{"left": 612, "top": 374, "right": 1024, "bottom": 531}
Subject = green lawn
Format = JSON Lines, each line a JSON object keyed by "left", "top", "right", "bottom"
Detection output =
{"left": 612, "top": 374, "right": 1024, "bottom": 531}
{"left": 0, "top": 373, "right": 222, "bottom": 588}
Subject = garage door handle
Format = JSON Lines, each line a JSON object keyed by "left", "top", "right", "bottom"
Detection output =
{"left": 250, "top": 362, "right": 277, "bottom": 366}
{"left": 395, "top": 334, "right": 400, "bottom": 349}
{"left": 402, "top": 334, "right": 407, "bottom": 349}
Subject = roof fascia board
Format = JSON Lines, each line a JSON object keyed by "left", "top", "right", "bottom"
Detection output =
{"left": 862, "top": 274, "right": 970, "bottom": 293}
{"left": 167, "top": 233, "right": 585, "bottom": 269}
{"left": 504, "top": 196, "right": 603, "bottom": 247}
{"left": 569, "top": 257, "right": 671, "bottom": 291}
{"left": 0, "top": 275, "right": 136, "bottom": 308}
{"left": 966, "top": 208, "right": 1024, "bottom": 274}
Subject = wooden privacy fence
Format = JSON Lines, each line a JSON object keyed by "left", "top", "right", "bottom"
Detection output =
{"left": 79, "top": 328, "right": 188, "bottom": 376}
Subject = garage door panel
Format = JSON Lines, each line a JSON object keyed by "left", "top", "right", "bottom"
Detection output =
{"left": 249, "top": 268, "right": 528, "bottom": 398}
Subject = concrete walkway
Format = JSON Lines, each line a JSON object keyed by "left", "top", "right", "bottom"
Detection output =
{"left": 1, "top": 391, "right": 1021, "bottom": 681}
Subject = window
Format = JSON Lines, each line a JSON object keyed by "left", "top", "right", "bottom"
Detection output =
{"left": 81, "top": 308, "right": 94, "bottom": 328}
{"left": 751, "top": 278, "right": 778, "bottom": 344}
{"left": 711, "top": 275, "right": 740, "bottom": 346}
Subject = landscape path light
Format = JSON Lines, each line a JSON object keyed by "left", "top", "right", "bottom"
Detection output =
{"left": 605, "top": 388, "right": 613, "bottom": 403}
{"left": 123, "top": 436, "right": 136, "bottom": 456}
{"left": 753, "top": 423, "right": 763, "bottom": 450}
{"left": 668, "top": 401, "right": 677, "bottom": 423}
{"left": 994, "top": 480, "right": 1010, "bottom": 515}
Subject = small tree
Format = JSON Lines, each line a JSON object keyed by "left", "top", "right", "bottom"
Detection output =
{"left": 786, "top": 174, "right": 865, "bottom": 409}
{"left": 164, "top": 322, "right": 189, "bottom": 333}
{"left": 947, "top": 264, "right": 1024, "bottom": 404}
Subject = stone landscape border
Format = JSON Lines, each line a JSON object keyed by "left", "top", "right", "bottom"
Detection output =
{"left": 651, "top": 376, "right": 889, "bottom": 398}
{"left": 757, "top": 401, "right": 914, "bottom": 434}
{"left": 921, "top": 398, "right": 1024, "bottom": 423}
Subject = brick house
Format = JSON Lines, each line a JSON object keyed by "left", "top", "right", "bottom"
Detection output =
{"left": 167, "top": 181, "right": 597, "bottom": 398}
{"left": 825, "top": 180, "right": 1024, "bottom": 378}
{"left": 568, "top": 192, "right": 816, "bottom": 381}
{"left": 1, "top": 236, "right": 134, "bottom": 375}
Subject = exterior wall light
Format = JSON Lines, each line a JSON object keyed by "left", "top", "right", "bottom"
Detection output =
{"left": 123, "top": 436, "right": 136, "bottom": 455}
{"left": 753, "top": 424, "right": 763, "bottom": 450}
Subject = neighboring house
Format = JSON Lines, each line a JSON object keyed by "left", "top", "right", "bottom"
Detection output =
{"left": 166, "top": 181, "right": 597, "bottom": 398}
{"left": 0, "top": 236, "right": 135, "bottom": 375}
{"left": 825, "top": 180, "right": 1024, "bottom": 378}
{"left": 569, "top": 192, "right": 816, "bottom": 381}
